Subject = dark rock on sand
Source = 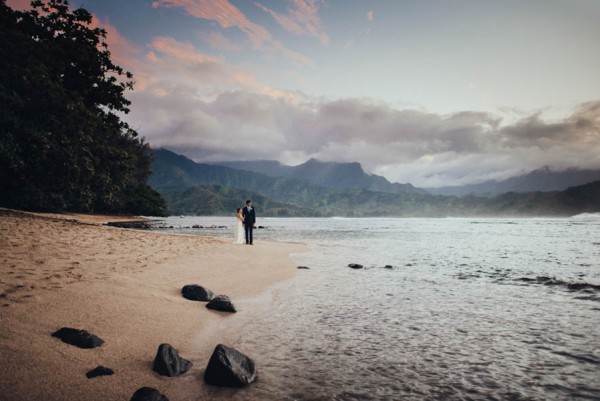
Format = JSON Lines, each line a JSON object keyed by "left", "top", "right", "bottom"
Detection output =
{"left": 51, "top": 327, "right": 104, "bottom": 349}
{"left": 181, "top": 284, "right": 214, "bottom": 302}
{"left": 152, "top": 344, "right": 193, "bottom": 377}
{"left": 130, "top": 387, "right": 169, "bottom": 401}
{"left": 297, "top": 266, "right": 310, "bottom": 269}
{"left": 206, "top": 295, "right": 237, "bottom": 313}
{"left": 204, "top": 344, "right": 257, "bottom": 387}
{"left": 348, "top": 263, "right": 363, "bottom": 269}
{"left": 86, "top": 366, "right": 114, "bottom": 379}
{"left": 384, "top": 265, "right": 394, "bottom": 269}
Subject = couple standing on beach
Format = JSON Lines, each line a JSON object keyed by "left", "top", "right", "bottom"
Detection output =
{"left": 234, "top": 200, "right": 256, "bottom": 245}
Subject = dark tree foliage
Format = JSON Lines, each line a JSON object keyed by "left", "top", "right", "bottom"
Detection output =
{"left": 0, "top": 0, "right": 166, "bottom": 215}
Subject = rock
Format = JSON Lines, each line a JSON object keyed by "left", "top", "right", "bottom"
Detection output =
{"left": 297, "top": 266, "right": 310, "bottom": 269}
{"left": 348, "top": 263, "right": 363, "bottom": 269}
{"left": 86, "top": 366, "right": 114, "bottom": 379}
{"left": 130, "top": 387, "right": 169, "bottom": 401}
{"left": 257, "top": 226, "right": 266, "bottom": 229}
{"left": 181, "top": 284, "right": 214, "bottom": 302}
{"left": 152, "top": 344, "right": 193, "bottom": 377}
{"left": 51, "top": 327, "right": 104, "bottom": 349}
{"left": 567, "top": 282, "right": 600, "bottom": 291}
{"left": 204, "top": 344, "right": 257, "bottom": 387}
{"left": 206, "top": 295, "right": 237, "bottom": 313}
{"left": 384, "top": 265, "right": 394, "bottom": 269}
{"left": 192, "top": 224, "right": 200, "bottom": 228}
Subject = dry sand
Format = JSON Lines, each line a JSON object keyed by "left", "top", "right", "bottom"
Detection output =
{"left": 0, "top": 209, "right": 303, "bottom": 401}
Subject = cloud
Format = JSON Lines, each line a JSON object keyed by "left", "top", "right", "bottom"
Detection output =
{"left": 134, "top": 36, "right": 300, "bottom": 102}
{"left": 151, "top": 0, "right": 314, "bottom": 66}
{"left": 198, "top": 31, "right": 240, "bottom": 51}
{"left": 5, "top": 0, "right": 30, "bottom": 10}
{"left": 125, "top": 84, "right": 600, "bottom": 187}
{"left": 256, "top": 0, "right": 329, "bottom": 44}
{"left": 366, "top": 10, "right": 374, "bottom": 22}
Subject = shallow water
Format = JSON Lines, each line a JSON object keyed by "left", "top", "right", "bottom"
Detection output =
{"left": 151, "top": 216, "right": 600, "bottom": 400}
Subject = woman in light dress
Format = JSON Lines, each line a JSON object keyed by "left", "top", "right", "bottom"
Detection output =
{"left": 234, "top": 208, "right": 245, "bottom": 244}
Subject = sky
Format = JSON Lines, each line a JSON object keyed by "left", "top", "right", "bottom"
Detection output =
{"left": 7, "top": 0, "right": 600, "bottom": 187}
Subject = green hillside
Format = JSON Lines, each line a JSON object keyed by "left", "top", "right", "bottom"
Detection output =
{"left": 150, "top": 149, "right": 600, "bottom": 217}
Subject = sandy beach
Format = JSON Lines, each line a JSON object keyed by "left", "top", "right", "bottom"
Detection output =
{"left": 0, "top": 209, "right": 303, "bottom": 401}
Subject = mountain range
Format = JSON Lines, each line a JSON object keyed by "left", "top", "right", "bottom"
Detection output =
{"left": 149, "top": 148, "right": 600, "bottom": 217}
{"left": 426, "top": 167, "right": 600, "bottom": 196}
{"left": 214, "top": 159, "right": 424, "bottom": 194}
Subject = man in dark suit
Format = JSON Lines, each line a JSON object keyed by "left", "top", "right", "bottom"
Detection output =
{"left": 242, "top": 199, "right": 256, "bottom": 245}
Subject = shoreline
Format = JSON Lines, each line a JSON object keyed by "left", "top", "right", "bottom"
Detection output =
{"left": 0, "top": 209, "right": 305, "bottom": 401}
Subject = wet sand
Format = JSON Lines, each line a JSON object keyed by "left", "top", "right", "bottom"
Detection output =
{"left": 0, "top": 208, "right": 302, "bottom": 401}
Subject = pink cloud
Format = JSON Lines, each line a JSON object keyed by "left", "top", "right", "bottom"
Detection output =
{"left": 152, "top": 0, "right": 314, "bottom": 66}
{"left": 151, "top": 36, "right": 223, "bottom": 64}
{"left": 145, "top": 36, "right": 299, "bottom": 101}
{"left": 5, "top": 0, "right": 30, "bottom": 10}
{"left": 152, "top": 0, "right": 271, "bottom": 47}
{"left": 198, "top": 31, "right": 240, "bottom": 51}
{"left": 366, "top": 10, "right": 374, "bottom": 22}
{"left": 256, "top": 0, "right": 329, "bottom": 44}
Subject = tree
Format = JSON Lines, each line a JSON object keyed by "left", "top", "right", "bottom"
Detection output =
{"left": 0, "top": 0, "right": 166, "bottom": 215}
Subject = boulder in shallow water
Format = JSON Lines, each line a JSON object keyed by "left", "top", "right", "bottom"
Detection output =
{"left": 181, "top": 284, "right": 214, "bottom": 302}
{"left": 152, "top": 343, "right": 193, "bottom": 377}
{"left": 348, "top": 263, "right": 363, "bottom": 269}
{"left": 51, "top": 327, "right": 104, "bottom": 349}
{"left": 206, "top": 295, "right": 237, "bottom": 313}
{"left": 204, "top": 344, "right": 257, "bottom": 387}
{"left": 130, "top": 387, "right": 169, "bottom": 401}
{"left": 86, "top": 366, "right": 114, "bottom": 379}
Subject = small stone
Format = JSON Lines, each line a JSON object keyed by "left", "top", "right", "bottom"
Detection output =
{"left": 206, "top": 295, "right": 237, "bottom": 313}
{"left": 130, "top": 387, "right": 169, "bottom": 401}
{"left": 51, "top": 327, "right": 104, "bottom": 349}
{"left": 181, "top": 285, "right": 214, "bottom": 302}
{"left": 384, "top": 265, "right": 394, "bottom": 269}
{"left": 297, "top": 266, "right": 310, "bottom": 269}
{"left": 86, "top": 366, "right": 114, "bottom": 379}
{"left": 204, "top": 344, "right": 256, "bottom": 387}
{"left": 152, "top": 344, "right": 193, "bottom": 377}
{"left": 348, "top": 263, "right": 363, "bottom": 269}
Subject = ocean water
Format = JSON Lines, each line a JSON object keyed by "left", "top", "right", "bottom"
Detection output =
{"left": 149, "top": 216, "right": 600, "bottom": 401}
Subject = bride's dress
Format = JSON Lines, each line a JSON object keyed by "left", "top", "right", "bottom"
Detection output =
{"left": 234, "top": 218, "right": 245, "bottom": 244}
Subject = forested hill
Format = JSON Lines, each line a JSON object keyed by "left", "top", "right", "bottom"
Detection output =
{"left": 0, "top": 2, "right": 165, "bottom": 215}
{"left": 215, "top": 159, "right": 425, "bottom": 194}
{"left": 150, "top": 149, "right": 600, "bottom": 217}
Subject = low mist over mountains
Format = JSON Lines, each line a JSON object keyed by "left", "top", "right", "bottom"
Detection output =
{"left": 150, "top": 149, "right": 600, "bottom": 217}
{"left": 427, "top": 167, "right": 600, "bottom": 196}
